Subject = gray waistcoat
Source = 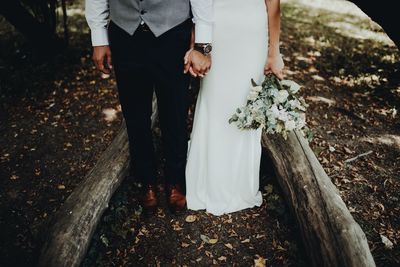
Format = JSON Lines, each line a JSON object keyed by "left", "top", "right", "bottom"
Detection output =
{"left": 109, "top": 0, "right": 191, "bottom": 37}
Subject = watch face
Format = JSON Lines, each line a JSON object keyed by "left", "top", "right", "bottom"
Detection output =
{"left": 204, "top": 45, "right": 212, "bottom": 54}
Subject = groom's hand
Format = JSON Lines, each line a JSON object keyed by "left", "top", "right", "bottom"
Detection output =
{"left": 184, "top": 50, "right": 211, "bottom": 78}
{"left": 92, "top": 46, "right": 113, "bottom": 74}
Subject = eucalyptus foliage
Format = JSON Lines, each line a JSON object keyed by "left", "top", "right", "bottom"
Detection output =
{"left": 229, "top": 74, "right": 308, "bottom": 139}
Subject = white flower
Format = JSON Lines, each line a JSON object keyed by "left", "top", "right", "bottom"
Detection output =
{"left": 252, "top": 99, "right": 263, "bottom": 109}
{"left": 238, "top": 109, "right": 246, "bottom": 119}
{"left": 281, "top": 80, "right": 292, "bottom": 88}
{"left": 285, "top": 120, "right": 296, "bottom": 131}
{"left": 276, "top": 90, "right": 289, "bottom": 103}
{"left": 268, "top": 104, "right": 280, "bottom": 118}
{"left": 289, "top": 82, "right": 301, "bottom": 94}
{"left": 281, "top": 80, "right": 301, "bottom": 94}
{"left": 247, "top": 91, "right": 258, "bottom": 101}
{"left": 278, "top": 110, "right": 289, "bottom": 122}
{"left": 268, "top": 88, "right": 279, "bottom": 98}
{"left": 251, "top": 85, "right": 263, "bottom": 93}
{"left": 287, "top": 100, "right": 296, "bottom": 109}
{"left": 297, "top": 117, "right": 306, "bottom": 129}
{"left": 229, "top": 75, "right": 307, "bottom": 134}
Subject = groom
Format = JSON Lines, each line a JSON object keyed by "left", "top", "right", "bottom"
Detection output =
{"left": 85, "top": 0, "right": 212, "bottom": 214}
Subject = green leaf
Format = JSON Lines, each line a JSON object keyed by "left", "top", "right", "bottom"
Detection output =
{"left": 200, "top": 234, "right": 211, "bottom": 243}
{"left": 100, "top": 234, "right": 109, "bottom": 247}
{"left": 200, "top": 234, "right": 218, "bottom": 245}
{"left": 264, "top": 184, "right": 274, "bottom": 195}
{"left": 251, "top": 78, "right": 259, "bottom": 87}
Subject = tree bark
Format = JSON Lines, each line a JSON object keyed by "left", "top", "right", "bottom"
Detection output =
{"left": 0, "top": 0, "right": 65, "bottom": 56}
{"left": 262, "top": 131, "right": 376, "bottom": 267}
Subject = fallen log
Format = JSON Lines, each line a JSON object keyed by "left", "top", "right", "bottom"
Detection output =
{"left": 38, "top": 99, "right": 375, "bottom": 267}
{"left": 38, "top": 94, "right": 158, "bottom": 267}
{"left": 38, "top": 123, "right": 130, "bottom": 267}
{"left": 262, "top": 130, "right": 376, "bottom": 267}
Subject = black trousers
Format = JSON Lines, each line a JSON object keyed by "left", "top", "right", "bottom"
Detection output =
{"left": 109, "top": 20, "right": 192, "bottom": 186}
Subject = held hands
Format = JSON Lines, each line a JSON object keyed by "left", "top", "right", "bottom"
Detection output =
{"left": 184, "top": 49, "right": 212, "bottom": 78}
{"left": 92, "top": 45, "right": 113, "bottom": 74}
{"left": 264, "top": 52, "right": 284, "bottom": 80}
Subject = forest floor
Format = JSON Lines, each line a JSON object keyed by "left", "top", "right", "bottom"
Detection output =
{"left": 1, "top": 0, "right": 399, "bottom": 266}
{"left": 0, "top": 5, "right": 122, "bottom": 266}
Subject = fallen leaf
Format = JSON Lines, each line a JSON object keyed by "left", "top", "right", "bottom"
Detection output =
{"left": 254, "top": 255, "right": 266, "bottom": 267}
{"left": 229, "top": 229, "right": 238, "bottom": 237}
{"left": 100, "top": 234, "right": 109, "bottom": 247}
{"left": 101, "top": 73, "right": 110, "bottom": 79}
{"left": 200, "top": 234, "right": 210, "bottom": 243}
{"left": 218, "top": 256, "right": 227, "bottom": 261}
{"left": 200, "top": 234, "right": 218, "bottom": 245}
{"left": 224, "top": 243, "right": 233, "bottom": 249}
{"left": 185, "top": 215, "right": 197, "bottom": 223}
{"left": 209, "top": 238, "right": 218, "bottom": 244}
{"left": 344, "top": 147, "right": 354, "bottom": 154}
{"left": 377, "top": 203, "right": 385, "bottom": 212}
{"left": 172, "top": 222, "right": 183, "bottom": 231}
{"left": 102, "top": 108, "right": 118, "bottom": 122}
{"left": 10, "top": 175, "right": 19, "bottom": 180}
{"left": 380, "top": 235, "right": 393, "bottom": 250}
{"left": 181, "top": 242, "right": 190, "bottom": 248}
{"left": 277, "top": 245, "right": 287, "bottom": 251}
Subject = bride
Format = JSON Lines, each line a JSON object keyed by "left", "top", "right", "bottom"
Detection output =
{"left": 185, "top": 0, "right": 284, "bottom": 216}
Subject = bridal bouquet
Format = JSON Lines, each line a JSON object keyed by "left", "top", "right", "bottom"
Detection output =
{"left": 229, "top": 74, "right": 308, "bottom": 139}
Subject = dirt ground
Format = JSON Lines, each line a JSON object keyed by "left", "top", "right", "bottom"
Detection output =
{"left": 82, "top": 134, "right": 309, "bottom": 266}
{"left": 1, "top": 0, "right": 399, "bottom": 266}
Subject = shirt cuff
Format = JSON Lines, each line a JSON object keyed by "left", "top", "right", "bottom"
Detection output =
{"left": 91, "top": 27, "right": 109, "bottom": 46}
{"left": 195, "top": 22, "right": 213, "bottom": 44}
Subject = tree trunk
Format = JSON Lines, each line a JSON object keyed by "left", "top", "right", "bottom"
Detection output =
{"left": 348, "top": 0, "right": 399, "bottom": 48}
{"left": 262, "top": 131, "right": 376, "bottom": 267}
{"left": 38, "top": 124, "right": 130, "bottom": 267}
{"left": 0, "top": 0, "right": 65, "bottom": 56}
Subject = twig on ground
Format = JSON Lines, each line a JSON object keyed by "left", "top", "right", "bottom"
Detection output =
{"left": 344, "top": 150, "right": 373, "bottom": 163}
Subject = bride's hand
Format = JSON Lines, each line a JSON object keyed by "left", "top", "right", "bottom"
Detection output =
{"left": 264, "top": 53, "right": 284, "bottom": 79}
{"left": 184, "top": 49, "right": 211, "bottom": 78}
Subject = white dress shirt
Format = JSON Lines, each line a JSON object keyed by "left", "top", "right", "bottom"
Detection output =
{"left": 85, "top": 0, "right": 109, "bottom": 46}
{"left": 85, "top": 0, "right": 213, "bottom": 46}
{"left": 190, "top": 0, "right": 213, "bottom": 44}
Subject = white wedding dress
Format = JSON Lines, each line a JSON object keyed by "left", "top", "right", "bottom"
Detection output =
{"left": 186, "top": 0, "right": 269, "bottom": 215}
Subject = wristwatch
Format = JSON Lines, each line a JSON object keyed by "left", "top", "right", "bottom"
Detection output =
{"left": 194, "top": 43, "right": 213, "bottom": 56}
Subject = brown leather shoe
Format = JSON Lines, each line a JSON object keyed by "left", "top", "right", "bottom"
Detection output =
{"left": 140, "top": 184, "right": 158, "bottom": 215}
{"left": 167, "top": 184, "right": 186, "bottom": 214}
